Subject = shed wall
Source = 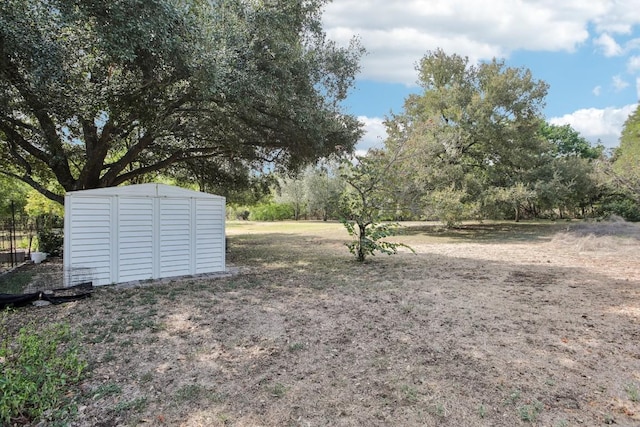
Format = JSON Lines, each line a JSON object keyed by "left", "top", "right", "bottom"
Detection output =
{"left": 64, "top": 185, "right": 225, "bottom": 286}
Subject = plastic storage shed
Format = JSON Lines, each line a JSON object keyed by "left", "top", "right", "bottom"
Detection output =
{"left": 63, "top": 183, "right": 225, "bottom": 286}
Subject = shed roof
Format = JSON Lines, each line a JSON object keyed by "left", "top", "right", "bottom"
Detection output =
{"left": 65, "top": 183, "right": 224, "bottom": 199}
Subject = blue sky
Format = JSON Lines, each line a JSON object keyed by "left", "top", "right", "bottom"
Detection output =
{"left": 322, "top": 0, "right": 640, "bottom": 152}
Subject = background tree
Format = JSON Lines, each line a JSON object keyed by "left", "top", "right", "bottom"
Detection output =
{"left": 277, "top": 175, "right": 307, "bottom": 221}
{"left": 303, "top": 161, "right": 344, "bottom": 221}
{"left": 0, "top": 175, "right": 29, "bottom": 221}
{"left": 0, "top": 0, "right": 363, "bottom": 204}
{"left": 612, "top": 105, "right": 640, "bottom": 201}
{"left": 539, "top": 122, "right": 602, "bottom": 159}
{"left": 383, "top": 49, "right": 549, "bottom": 223}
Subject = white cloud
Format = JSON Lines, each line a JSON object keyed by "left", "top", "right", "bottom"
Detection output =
{"left": 637, "top": 77, "right": 640, "bottom": 99}
{"left": 594, "top": 33, "right": 623, "bottom": 56}
{"left": 323, "top": 1, "right": 640, "bottom": 85}
{"left": 592, "top": 1, "right": 640, "bottom": 34}
{"left": 323, "top": 0, "right": 628, "bottom": 85}
{"left": 613, "top": 75, "right": 630, "bottom": 91}
{"left": 549, "top": 104, "right": 637, "bottom": 148}
{"left": 355, "top": 116, "right": 387, "bottom": 154}
{"left": 628, "top": 56, "right": 640, "bottom": 73}
{"left": 592, "top": 86, "right": 602, "bottom": 96}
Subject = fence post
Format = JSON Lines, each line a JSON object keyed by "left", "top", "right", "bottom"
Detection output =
{"left": 10, "top": 200, "right": 16, "bottom": 267}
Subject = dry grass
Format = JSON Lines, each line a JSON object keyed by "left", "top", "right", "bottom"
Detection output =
{"left": 2, "top": 219, "right": 640, "bottom": 426}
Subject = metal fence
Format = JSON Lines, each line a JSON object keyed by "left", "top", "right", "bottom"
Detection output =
{"left": 0, "top": 216, "right": 34, "bottom": 270}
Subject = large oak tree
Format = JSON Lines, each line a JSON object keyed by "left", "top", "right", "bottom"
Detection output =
{"left": 382, "top": 49, "right": 550, "bottom": 221}
{"left": 0, "top": 0, "right": 363, "bottom": 204}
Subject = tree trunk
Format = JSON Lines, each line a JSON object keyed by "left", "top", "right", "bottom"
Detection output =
{"left": 357, "top": 224, "right": 367, "bottom": 262}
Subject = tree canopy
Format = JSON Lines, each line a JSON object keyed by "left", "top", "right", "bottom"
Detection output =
{"left": 381, "top": 49, "right": 550, "bottom": 220}
{"left": 0, "top": 0, "right": 363, "bottom": 204}
{"left": 612, "top": 104, "right": 640, "bottom": 201}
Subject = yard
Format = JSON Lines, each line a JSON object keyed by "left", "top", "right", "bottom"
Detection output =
{"left": 2, "top": 220, "right": 640, "bottom": 426}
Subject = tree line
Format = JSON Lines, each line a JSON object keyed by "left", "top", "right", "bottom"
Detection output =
{"left": 2, "top": 1, "right": 639, "bottom": 229}
{"left": 234, "top": 50, "right": 640, "bottom": 226}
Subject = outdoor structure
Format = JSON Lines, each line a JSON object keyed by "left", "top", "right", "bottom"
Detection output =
{"left": 63, "top": 183, "right": 225, "bottom": 286}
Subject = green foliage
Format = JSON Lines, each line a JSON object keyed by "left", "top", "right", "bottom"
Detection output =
{"left": 534, "top": 156, "right": 600, "bottom": 218}
{"left": 517, "top": 400, "right": 544, "bottom": 422}
{"left": 382, "top": 49, "right": 550, "bottom": 221}
{"left": 303, "top": 161, "right": 345, "bottom": 221}
{"left": 483, "top": 183, "right": 536, "bottom": 222}
{"left": 250, "top": 203, "right": 294, "bottom": 221}
{"left": 0, "top": 317, "right": 87, "bottom": 425}
{"left": 277, "top": 177, "right": 307, "bottom": 220}
{"left": 342, "top": 220, "right": 412, "bottom": 262}
{"left": 175, "top": 384, "right": 204, "bottom": 403}
{"left": 625, "top": 383, "right": 639, "bottom": 402}
{"left": 114, "top": 397, "right": 148, "bottom": 414}
{"left": 269, "top": 383, "right": 287, "bottom": 398}
{"left": 612, "top": 105, "right": 640, "bottom": 201}
{"left": 425, "top": 186, "right": 476, "bottom": 227}
{"left": 0, "top": 0, "right": 363, "bottom": 203}
{"left": 379, "top": 51, "right": 607, "bottom": 221}
{"left": 340, "top": 150, "right": 414, "bottom": 262}
{"left": 539, "top": 122, "right": 602, "bottom": 159}
{"left": 24, "top": 189, "right": 64, "bottom": 218}
{"left": 598, "top": 196, "right": 640, "bottom": 222}
{"left": 37, "top": 228, "right": 64, "bottom": 256}
{"left": 92, "top": 383, "right": 122, "bottom": 399}
{"left": 226, "top": 205, "right": 251, "bottom": 220}
{"left": 0, "top": 176, "right": 29, "bottom": 219}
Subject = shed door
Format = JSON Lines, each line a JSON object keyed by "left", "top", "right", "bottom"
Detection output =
{"left": 68, "top": 196, "right": 112, "bottom": 286}
{"left": 159, "top": 198, "right": 191, "bottom": 277}
{"left": 118, "top": 197, "right": 154, "bottom": 282}
{"left": 195, "top": 198, "right": 224, "bottom": 273}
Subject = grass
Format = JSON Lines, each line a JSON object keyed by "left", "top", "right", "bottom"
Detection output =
{"left": 287, "top": 342, "right": 305, "bottom": 352}
{"left": 226, "top": 220, "right": 350, "bottom": 236}
{"left": 114, "top": 397, "right": 147, "bottom": 413}
{"left": 0, "top": 317, "right": 87, "bottom": 425}
{"left": 270, "top": 383, "right": 287, "bottom": 398}
{"left": 625, "top": 383, "right": 639, "bottom": 402}
{"left": 517, "top": 400, "right": 544, "bottom": 422}
{"left": 400, "top": 384, "right": 419, "bottom": 403}
{"left": 0, "top": 270, "right": 34, "bottom": 294}
{"left": 478, "top": 404, "right": 487, "bottom": 418}
{"left": 1, "top": 219, "right": 639, "bottom": 426}
{"left": 504, "top": 389, "right": 521, "bottom": 406}
{"left": 92, "top": 383, "right": 122, "bottom": 399}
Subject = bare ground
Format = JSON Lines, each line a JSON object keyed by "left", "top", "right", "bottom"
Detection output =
{"left": 3, "top": 220, "right": 640, "bottom": 426}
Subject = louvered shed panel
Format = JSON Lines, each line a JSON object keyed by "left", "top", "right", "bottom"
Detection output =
{"left": 195, "top": 198, "right": 225, "bottom": 273}
{"left": 65, "top": 196, "right": 113, "bottom": 286}
{"left": 117, "top": 197, "right": 154, "bottom": 282}
{"left": 159, "top": 198, "right": 192, "bottom": 277}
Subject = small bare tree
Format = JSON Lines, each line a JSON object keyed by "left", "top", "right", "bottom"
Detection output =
{"left": 340, "top": 148, "right": 414, "bottom": 262}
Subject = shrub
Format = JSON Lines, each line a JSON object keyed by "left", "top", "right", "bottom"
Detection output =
{"left": 424, "top": 187, "right": 476, "bottom": 228}
{"left": 36, "top": 229, "right": 64, "bottom": 256}
{"left": 226, "top": 205, "right": 251, "bottom": 220}
{"left": 0, "top": 316, "right": 87, "bottom": 425}
{"left": 250, "top": 203, "right": 294, "bottom": 221}
{"left": 598, "top": 197, "right": 640, "bottom": 222}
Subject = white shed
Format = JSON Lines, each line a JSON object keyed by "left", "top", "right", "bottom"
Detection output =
{"left": 63, "top": 183, "right": 225, "bottom": 286}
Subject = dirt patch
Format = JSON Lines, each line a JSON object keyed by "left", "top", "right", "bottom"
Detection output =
{"left": 3, "top": 220, "right": 640, "bottom": 426}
